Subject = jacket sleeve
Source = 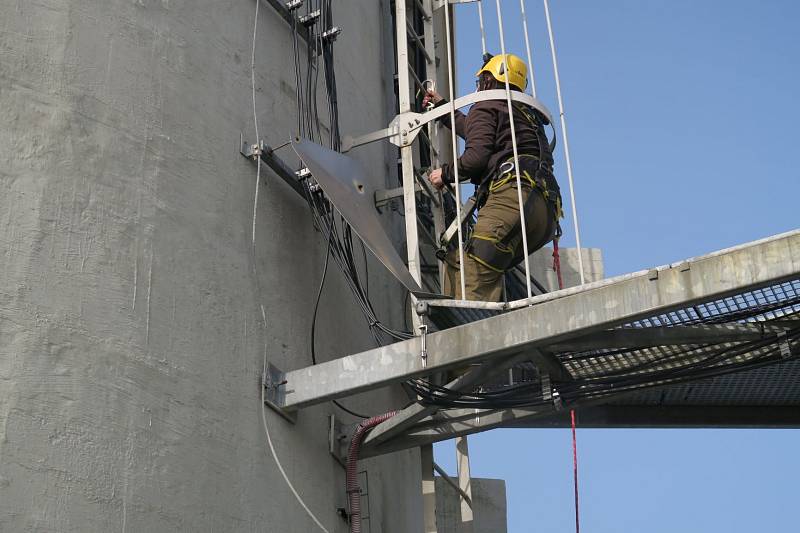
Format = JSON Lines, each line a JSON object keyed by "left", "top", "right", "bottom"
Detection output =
{"left": 434, "top": 99, "right": 468, "bottom": 138}
{"left": 442, "top": 102, "right": 496, "bottom": 184}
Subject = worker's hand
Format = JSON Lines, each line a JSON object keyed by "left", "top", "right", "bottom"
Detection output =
{"left": 428, "top": 168, "right": 445, "bottom": 190}
{"left": 422, "top": 89, "right": 444, "bottom": 110}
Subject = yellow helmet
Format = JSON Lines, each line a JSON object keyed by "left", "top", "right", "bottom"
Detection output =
{"left": 476, "top": 53, "right": 527, "bottom": 90}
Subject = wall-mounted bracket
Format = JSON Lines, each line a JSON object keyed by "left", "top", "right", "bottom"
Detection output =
{"left": 329, "top": 415, "right": 357, "bottom": 466}
{"left": 240, "top": 134, "right": 307, "bottom": 198}
{"left": 262, "top": 362, "right": 296, "bottom": 423}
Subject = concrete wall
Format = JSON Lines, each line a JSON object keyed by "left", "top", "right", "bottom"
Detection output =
{"left": 434, "top": 477, "right": 507, "bottom": 533}
{"left": 0, "top": 1, "right": 421, "bottom": 531}
{"left": 526, "top": 247, "right": 605, "bottom": 290}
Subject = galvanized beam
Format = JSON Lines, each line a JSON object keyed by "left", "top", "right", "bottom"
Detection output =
{"left": 365, "top": 404, "right": 559, "bottom": 457}
{"left": 432, "top": 461, "right": 472, "bottom": 507}
{"left": 361, "top": 403, "right": 800, "bottom": 458}
{"left": 364, "top": 351, "right": 537, "bottom": 447}
{"left": 278, "top": 230, "right": 800, "bottom": 412}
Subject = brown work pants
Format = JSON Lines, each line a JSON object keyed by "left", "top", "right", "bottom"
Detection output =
{"left": 444, "top": 181, "right": 552, "bottom": 302}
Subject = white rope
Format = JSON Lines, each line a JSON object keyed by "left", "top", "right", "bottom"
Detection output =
{"left": 251, "top": 0, "right": 261, "bottom": 245}
{"left": 251, "top": 3, "right": 329, "bottom": 531}
{"left": 495, "top": 0, "right": 533, "bottom": 300}
{"left": 444, "top": 1, "right": 467, "bottom": 299}
{"left": 519, "top": 0, "right": 537, "bottom": 98}
{"left": 543, "top": 0, "right": 586, "bottom": 284}
{"left": 477, "top": 1, "right": 487, "bottom": 56}
{"left": 261, "top": 354, "right": 331, "bottom": 533}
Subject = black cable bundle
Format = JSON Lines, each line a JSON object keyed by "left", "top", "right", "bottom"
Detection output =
{"left": 288, "top": 1, "right": 414, "bottom": 419}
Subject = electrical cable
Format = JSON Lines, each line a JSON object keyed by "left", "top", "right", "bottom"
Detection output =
{"left": 309, "top": 235, "right": 372, "bottom": 419}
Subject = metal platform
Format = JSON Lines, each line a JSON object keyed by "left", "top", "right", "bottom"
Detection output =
{"left": 267, "top": 229, "right": 800, "bottom": 456}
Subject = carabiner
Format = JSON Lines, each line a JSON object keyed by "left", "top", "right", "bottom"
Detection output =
{"left": 423, "top": 79, "right": 437, "bottom": 111}
{"left": 499, "top": 161, "right": 515, "bottom": 175}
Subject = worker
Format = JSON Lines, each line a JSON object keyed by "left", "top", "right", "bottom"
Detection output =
{"left": 423, "top": 53, "right": 563, "bottom": 302}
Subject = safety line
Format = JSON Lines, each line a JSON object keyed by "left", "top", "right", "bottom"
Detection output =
{"left": 519, "top": 0, "right": 537, "bottom": 98}
{"left": 443, "top": 0, "right": 467, "bottom": 299}
{"left": 571, "top": 409, "right": 580, "bottom": 533}
{"left": 476, "top": 1, "right": 487, "bottom": 56}
{"left": 495, "top": 0, "right": 534, "bottom": 300}
{"left": 543, "top": 0, "right": 586, "bottom": 284}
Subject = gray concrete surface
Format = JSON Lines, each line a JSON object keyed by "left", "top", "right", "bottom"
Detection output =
{"left": 526, "top": 246, "right": 604, "bottom": 291}
{"left": 0, "top": 1, "right": 422, "bottom": 531}
{"left": 434, "top": 477, "right": 507, "bottom": 533}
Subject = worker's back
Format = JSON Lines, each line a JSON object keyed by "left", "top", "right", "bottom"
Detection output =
{"left": 464, "top": 99, "right": 554, "bottom": 185}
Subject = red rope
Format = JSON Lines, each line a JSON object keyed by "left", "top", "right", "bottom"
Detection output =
{"left": 571, "top": 409, "right": 580, "bottom": 533}
{"left": 556, "top": 243, "right": 578, "bottom": 532}
{"left": 554, "top": 239, "right": 579, "bottom": 532}
{"left": 552, "top": 237, "right": 565, "bottom": 290}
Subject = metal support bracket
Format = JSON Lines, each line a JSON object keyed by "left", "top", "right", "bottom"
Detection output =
{"left": 240, "top": 135, "right": 308, "bottom": 198}
{"left": 341, "top": 90, "right": 554, "bottom": 152}
{"left": 374, "top": 184, "right": 424, "bottom": 210}
{"left": 329, "top": 414, "right": 354, "bottom": 466}
{"left": 262, "top": 362, "right": 296, "bottom": 423}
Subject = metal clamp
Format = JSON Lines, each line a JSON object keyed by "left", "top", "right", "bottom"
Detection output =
{"left": 422, "top": 79, "right": 436, "bottom": 111}
{"left": 298, "top": 10, "right": 320, "bottom": 26}
{"left": 419, "top": 323, "right": 428, "bottom": 367}
{"left": 778, "top": 331, "right": 793, "bottom": 359}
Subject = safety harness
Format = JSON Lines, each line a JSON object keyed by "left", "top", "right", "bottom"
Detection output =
{"left": 438, "top": 102, "right": 563, "bottom": 273}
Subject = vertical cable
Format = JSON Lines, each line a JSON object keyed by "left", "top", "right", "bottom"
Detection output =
{"left": 544, "top": 0, "right": 585, "bottom": 284}
{"left": 495, "top": 0, "right": 533, "bottom": 300}
{"left": 250, "top": 0, "right": 261, "bottom": 245}
{"left": 519, "top": 0, "right": 537, "bottom": 97}
{"left": 476, "top": 1, "right": 487, "bottom": 57}
{"left": 443, "top": 1, "right": 467, "bottom": 299}
{"left": 571, "top": 409, "right": 580, "bottom": 533}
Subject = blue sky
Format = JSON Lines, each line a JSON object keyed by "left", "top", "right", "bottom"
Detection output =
{"left": 434, "top": 2, "right": 800, "bottom": 531}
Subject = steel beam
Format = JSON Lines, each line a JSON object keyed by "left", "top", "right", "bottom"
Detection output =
{"left": 278, "top": 230, "right": 800, "bottom": 412}
{"left": 361, "top": 403, "right": 800, "bottom": 458}
{"left": 364, "top": 351, "right": 537, "bottom": 447}
{"left": 365, "top": 405, "right": 559, "bottom": 457}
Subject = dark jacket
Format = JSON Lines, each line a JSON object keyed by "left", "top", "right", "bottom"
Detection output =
{"left": 437, "top": 97, "right": 554, "bottom": 185}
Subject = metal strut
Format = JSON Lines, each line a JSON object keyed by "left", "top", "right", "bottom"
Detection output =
{"left": 341, "top": 89, "right": 554, "bottom": 152}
